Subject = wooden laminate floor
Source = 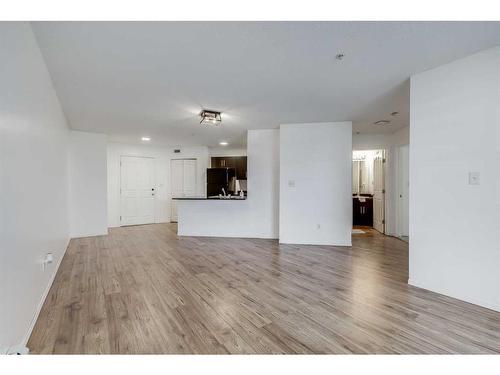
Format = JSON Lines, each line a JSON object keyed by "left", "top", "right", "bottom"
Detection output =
{"left": 28, "top": 224, "right": 500, "bottom": 354}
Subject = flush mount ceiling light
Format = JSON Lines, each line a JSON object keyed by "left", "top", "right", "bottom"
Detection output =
{"left": 200, "top": 110, "right": 222, "bottom": 125}
{"left": 219, "top": 141, "right": 228, "bottom": 146}
{"left": 141, "top": 136, "right": 151, "bottom": 141}
{"left": 373, "top": 120, "right": 391, "bottom": 126}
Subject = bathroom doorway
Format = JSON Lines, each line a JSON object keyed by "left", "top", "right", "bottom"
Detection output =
{"left": 352, "top": 149, "right": 386, "bottom": 234}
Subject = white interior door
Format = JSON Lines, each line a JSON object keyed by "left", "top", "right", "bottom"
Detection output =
{"left": 120, "top": 156, "right": 155, "bottom": 226}
{"left": 170, "top": 159, "right": 183, "bottom": 222}
{"left": 397, "top": 145, "right": 410, "bottom": 237}
{"left": 182, "top": 159, "right": 197, "bottom": 197}
{"left": 373, "top": 151, "right": 385, "bottom": 233}
{"left": 170, "top": 159, "right": 197, "bottom": 222}
{"left": 171, "top": 159, "right": 184, "bottom": 198}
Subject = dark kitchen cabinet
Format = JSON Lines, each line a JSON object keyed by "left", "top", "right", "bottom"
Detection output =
{"left": 211, "top": 156, "right": 247, "bottom": 180}
{"left": 353, "top": 197, "right": 373, "bottom": 226}
{"left": 212, "top": 156, "right": 233, "bottom": 168}
{"left": 234, "top": 157, "right": 247, "bottom": 180}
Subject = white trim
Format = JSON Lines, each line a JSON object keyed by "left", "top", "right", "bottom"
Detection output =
{"left": 4, "top": 345, "right": 29, "bottom": 355}
{"left": 279, "top": 240, "right": 352, "bottom": 247}
{"left": 20, "top": 238, "right": 71, "bottom": 351}
{"left": 408, "top": 278, "right": 500, "bottom": 313}
{"left": 394, "top": 144, "right": 410, "bottom": 238}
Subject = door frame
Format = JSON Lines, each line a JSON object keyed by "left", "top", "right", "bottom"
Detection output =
{"left": 372, "top": 149, "right": 386, "bottom": 234}
{"left": 352, "top": 148, "right": 387, "bottom": 234}
{"left": 395, "top": 144, "right": 410, "bottom": 238}
{"left": 119, "top": 155, "right": 156, "bottom": 226}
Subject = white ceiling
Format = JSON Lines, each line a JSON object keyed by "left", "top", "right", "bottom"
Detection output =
{"left": 32, "top": 21, "right": 500, "bottom": 148}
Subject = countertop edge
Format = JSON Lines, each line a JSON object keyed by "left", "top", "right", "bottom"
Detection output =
{"left": 173, "top": 197, "right": 247, "bottom": 201}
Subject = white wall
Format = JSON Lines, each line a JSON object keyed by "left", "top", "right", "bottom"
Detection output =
{"left": 352, "top": 126, "right": 410, "bottom": 236}
{"left": 0, "top": 23, "right": 70, "bottom": 352}
{"left": 352, "top": 126, "right": 409, "bottom": 150}
{"left": 108, "top": 143, "right": 210, "bottom": 227}
{"left": 208, "top": 148, "right": 247, "bottom": 157}
{"left": 410, "top": 46, "right": 500, "bottom": 311}
{"left": 68, "top": 131, "right": 108, "bottom": 238}
{"left": 177, "top": 129, "right": 279, "bottom": 238}
{"left": 280, "top": 122, "right": 352, "bottom": 246}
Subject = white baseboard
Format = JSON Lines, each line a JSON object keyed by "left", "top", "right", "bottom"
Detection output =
{"left": 279, "top": 239, "right": 352, "bottom": 246}
{"left": 18, "top": 238, "right": 71, "bottom": 351}
{"left": 70, "top": 229, "right": 108, "bottom": 239}
{"left": 408, "top": 278, "right": 500, "bottom": 313}
{"left": 3, "top": 345, "right": 29, "bottom": 355}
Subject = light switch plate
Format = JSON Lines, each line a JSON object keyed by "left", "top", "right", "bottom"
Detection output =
{"left": 468, "top": 172, "right": 480, "bottom": 185}
{"left": 288, "top": 180, "right": 295, "bottom": 188}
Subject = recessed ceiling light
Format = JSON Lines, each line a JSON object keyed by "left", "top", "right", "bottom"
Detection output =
{"left": 200, "top": 110, "right": 222, "bottom": 125}
{"left": 373, "top": 120, "right": 390, "bottom": 126}
{"left": 219, "top": 141, "right": 228, "bottom": 146}
{"left": 391, "top": 111, "right": 399, "bottom": 116}
{"left": 335, "top": 53, "right": 345, "bottom": 61}
{"left": 141, "top": 137, "right": 151, "bottom": 141}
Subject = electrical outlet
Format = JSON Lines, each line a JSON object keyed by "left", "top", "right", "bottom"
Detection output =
{"left": 468, "top": 172, "right": 480, "bottom": 185}
{"left": 42, "top": 252, "right": 54, "bottom": 270}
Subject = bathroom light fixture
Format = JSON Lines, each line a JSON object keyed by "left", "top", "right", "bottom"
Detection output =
{"left": 219, "top": 141, "right": 228, "bottom": 146}
{"left": 200, "top": 110, "right": 222, "bottom": 125}
{"left": 141, "top": 136, "right": 151, "bottom": 141}
{"left": 373, "top": 120, "right": 390, "bottom": 126}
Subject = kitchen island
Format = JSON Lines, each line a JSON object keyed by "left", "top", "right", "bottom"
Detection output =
{"left": 172, "top": 195, "right": 277, "bottom": 239}
{"left": 173, "top": 129, "right": 279, "bottom": 239}
{"left": 173, "top": 196, "right": 247, "bottom": 201}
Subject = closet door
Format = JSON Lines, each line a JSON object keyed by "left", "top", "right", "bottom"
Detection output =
{"left": 170, "top": 159, "right": 184, "bottom": 222}
{"left": 170, "top": 159, "right": 197, "bottom": 222}
{"left": 182, "top": 159, "right": 197, "bottom": 197}
{"left": 171, "top": 159, "right": 184, "bottom": 198}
